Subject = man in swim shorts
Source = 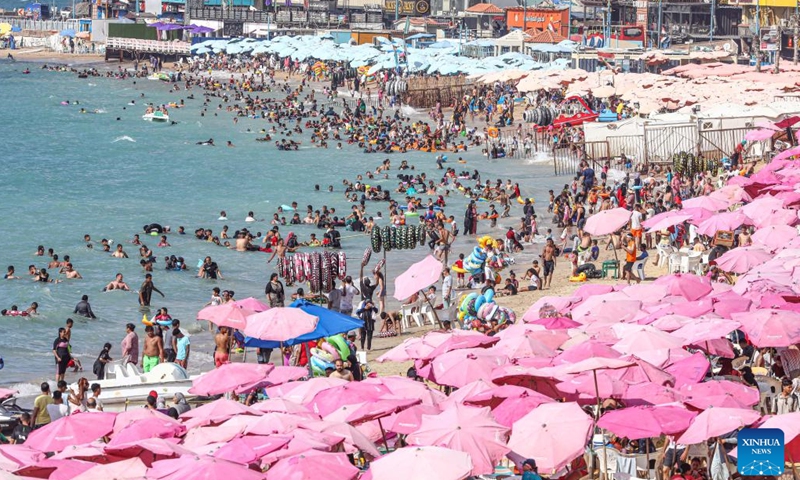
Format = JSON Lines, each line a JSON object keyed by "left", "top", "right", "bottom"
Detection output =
{"left": 141, "top": 325, "right": 163, "bottom": 373}
{"left": 214, "top": 327, "right": 231, "bottom": 368}
{"left": 541, "top": 238, "right": 557, "bottom": 289}
{"left": 104, "top": 273, "right": 130, "bottom": 291}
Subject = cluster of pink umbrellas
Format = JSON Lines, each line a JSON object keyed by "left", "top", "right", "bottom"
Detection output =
{"left": 196, "top": 298, "right": 319, "bottom": 342}
{"left": 7, "top": 165, "right": 800, "bottom": 478}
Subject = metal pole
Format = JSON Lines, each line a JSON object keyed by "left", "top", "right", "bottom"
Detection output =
{"left": 755, "top": 2, "right": 761, "bottom": 71}
{"left": 709, "top": 0, "right": 714, "bottom": 41}
{"left": 657, "top": 0, "right": 662, "bottom": 48}
{"left": 774, "top": 24, "right": 781, "bottom": 73}
{"left": 793, "top": 13, "right": 798, "bottom": 65}
{"left": 394, "top": 0, "right": 398, "bottom": 21}
{"left": 606, "top": 0, "right": 611, "bottom": 46}
{"left": 567, "top": 0, "right": 572, "bottom": 39}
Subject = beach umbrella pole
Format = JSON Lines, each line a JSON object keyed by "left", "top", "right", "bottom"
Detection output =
{"left": 377, "top": 417, "right": 390, "bottom": 453}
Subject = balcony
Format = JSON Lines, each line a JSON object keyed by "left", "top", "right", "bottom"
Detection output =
{"left": 187, "top": 6, "right": 272, "bottom": 22}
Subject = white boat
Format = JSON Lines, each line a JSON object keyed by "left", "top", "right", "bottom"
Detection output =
{"left": 142, "top": 111, "right": 169, "bottom": 123}
{"left": 72, "top": 362, "right": 195, "bottom": 412}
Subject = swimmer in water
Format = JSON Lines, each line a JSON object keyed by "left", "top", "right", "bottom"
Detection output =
{"left": 227, "top": 141, "right": 235, "bottom": 147}
{"left": 196, "top": 138, "right": 215, "bottom": 146}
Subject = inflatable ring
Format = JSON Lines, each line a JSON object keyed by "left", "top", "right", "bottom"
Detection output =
{"left": 516, "top": 197, "right": 535, "bottom": 205}
{"left": 310, "top": 253, "right": 321, "bottom": 293}
{"left": 321, "top": 251, "right": 332, "bottom": 293}
{"left": 311, "top": 347, "right": 334, "bottom": 363}
{"left": 418, "top": 225, "right": 426, "bottom": 247}
{"left": 569, "top": 272, "right": 588, "bottom": 282}
{"left": 295, "top": 254, "right": 306, "bottom": 283}
{"left": 310, "top": 355, "right": 334, "bottom": 372}
{"left": 277, "top": 256, "right": 285, "bottom": 278}
{"left": 144, "top": 223, "right": 163, "bottom": 234}
{"left": 487, "top": 127, "right": 499, "bottom": 138}
{"left": 361, "top": 248, "right": 372, "bottom": 268}
{"left": 321, "top": 341, "right": 341, "bottom": 361}
{"left": 338, "top": 252, "right": 347, "bottom": 280}
{"left": 371, "top": 226, "right": 382, "bottom": 253}
{"left": 326, "top": 334, "right": 350, "bottom": 361}
{"left": 373, "top": 258, "right": 386, "bottom": 275}
{"left": 382, "top": 226, "right": 392, "bottom": 252}
{"left": 410, "top": 226, "right": 418, "bottom": 246}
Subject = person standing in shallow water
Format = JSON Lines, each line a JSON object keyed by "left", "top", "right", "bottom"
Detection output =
{"left": 139, "top": 273, "right": 164, "bottom": 307}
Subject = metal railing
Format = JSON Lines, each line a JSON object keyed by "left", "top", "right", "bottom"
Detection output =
{"left": 0, "top": 16, "right": 81, "bottom": 32}
{"left": 106, "top": 37, "right": 191, "bottom": 54}
{"left": 187, "top": 7, "right": 272, "bottom": 22}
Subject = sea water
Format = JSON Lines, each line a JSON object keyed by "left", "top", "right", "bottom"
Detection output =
{"left": 0, "top": 60, "right": 561, "bottom": 389}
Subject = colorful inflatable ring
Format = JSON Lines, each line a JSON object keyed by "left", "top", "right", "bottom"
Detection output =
{"left": 321, "top": 251, "right": 332, "bottom": 293}
{"left": 516, "top": 197, "right": 535, "bottom": 205}
{"left": 295, "top": 254, "right": 306, "bottom": 283}
{"left": 326, "top": 334, "right": 351, "bottom": 361}
{"left": 321, "top": 341, "right": 341, "bottom": 361}
{"left": 418, "top": 225, "right": 426, "bottom": 247}
{"left": 569, "top": 272, "right": 588, "bottom": 282}
{"left": 373, "top": 258, "right": 385, "bottom": 275}
{"left": 310, "top": 355, "right": 334, "bottom": 372}
{"left": 311, "top": 347, "right": 334, "bottom": 363}
{"left": 361, "top": 248, "right": 372, "bottom": 267}
{"left": 304, "top": 253, "right": 312, "bottom": 280}
{"left": 487, "top": 127, "right": 499, "bottom": 138}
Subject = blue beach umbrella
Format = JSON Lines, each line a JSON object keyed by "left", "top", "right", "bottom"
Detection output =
{"left": 60, "top": 29, "right": 76, "bottom": 37}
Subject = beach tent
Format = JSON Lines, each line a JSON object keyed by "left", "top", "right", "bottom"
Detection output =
{"left": 243, "top": 299, "right": 363, "bottom": 349}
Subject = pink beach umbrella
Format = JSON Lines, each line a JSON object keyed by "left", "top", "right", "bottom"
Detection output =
{"left": 72, "top": 457, "right": 147, "bottom": 480}
{"left": 195, "top": 303, "right": 256, "bottom": 330}
{"left": 695, "top": 211, "right": 749, "bottom": 236}
{"left": 385, "top": 404, "right": 442, "bottom": 435}
{"left": 244, "top": 307, "right": 318, "bottom": 342}
{"left": 368, "top": 446, "right": 473, "bottom": 480}
{"left": 714, "top": 246, "right": 772, "bottom": 274}
{"left": 733, "top": 309, "right": 800, "bottom": 347}
{"left": 15, "top": 459, "right": 94, "bottom": 480}
{"left": 654, "top": 274, "right": 713, "bottom": 301}
{"left": 491, "top": 335, "right": 557, "bottom": 359}
{"left": 622, "top": 382, "right": 684, "bottom": 406}
{"left": 583, "top": 207, "right": 632, "bottom": 236}
{"left": 0, "top": 445, "right": 45, "bottom": 471}
{"left": 104, "top": 438, "right": 193, "bottom": 467}
{"left": 25, "top": 412, "right": 116, "bottom": 453}
{"left": 265, "top": 451, "right": 359, "bottom": 480}
{"left": 643, "top": 211, "right": 692, "bottom": 232}
{"left": 307, "top": 382, "right": 390, "bottom": 417}
{"left": 180, "top": 399, "right": 262, "bottom": 426}
{"left": 421, "top": 331, "right": 499, "bottom": 360}
{"left": 554, "top": 340, "right": 621, "bottom": 365}
{"left": 491, "top": 393, "right": 556, "bottom": 428}
{"left": 113, "top": 409, "right": 180, "bottom": 435}
{"left": 110, "top": 417, "right": 186, "bottom": 446}
{"left": 188, "top": 363, "right": 275, "bottom": 396}
{"left": 362, "top": 376, "right": 447, "bottom": 407}
{"left": 664, "top": 352, "right": 711, "bottom": 388}
{"left": 393, "top": 255, "right": 444, "bottom": 301}
{"left": 677, "top": 407, "right": 760, "bottom": 444}
{"left": 670, "top": 318, "right": 740, "bottom": 345}
{"left": 212, "top": 435, "right": 292, "bottom": 465}
{"left": 464, "top": 385, "right": 552, "bottom": 410}
{"left": 265, "top": 377, "right": 348, "bottom": 405}
{"left": 233, "top": 297, "right": 270, "bottom": 312}
{"left": 753, "top": 208, "right": 799, "bottom": 229}
{"left": 0, "top": 389, "right": 17, "bottom": 401}
{"left": 407, "top": 404, "right": 510, "bottom": 476}
{"left": 681, "top": 195, "right": 730, "bottom": 211}
{"left": 752, "top": 224, "right": 798, "bottom": 251}
{"left": 242, "top": 412, "right": 313, "bottom": 436}
{"left": 431, "top": 349, "right": 508, "bottom": 388}
{"left": 251, "top": 398, "right": 314, "bottom": 416}
{"left": 680, "top": 380, "right": 760, "bottom": 409}
{"left": 527, "top": 317, "right": 581, "bottom": 329}
{"left": 148, "top": 455, "right": 267, "bottom": 480}
{"left": 598, "top": 405, "right": 697, "bottom": 440}
{"left": 302, "top": 420, "right": 382, "bottom": 458}
{"left": 345, "top": 398, "right": 421, "bottom": 425}
{"left": 612, "top": 329, "right": 684, "bottom": 358}
{"left": 507, "top": 402, "right": 593, "bottom": 474}
{"left": 51, "top": 443, "right": 122, "bottom": 464}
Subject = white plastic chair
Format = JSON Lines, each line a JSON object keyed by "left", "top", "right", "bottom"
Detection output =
{"left": 681, "top": 251, "right": 703, "bottom": 274}
{"left": 412, "top": 304, "right": 436, "bottom": 327}
{"left": 656, "top": 244, "right": 675, "bottom": 268}
{"left": 668, "top": 253, "right": 682, "bottom": 274}
{"left": 399, "top": 297, "right": 421, "bottom": 331}
{"left": 632, "top": 260, "right": 646, "bottom": 281}
{"left": 596, "top": 447, "right": 620, "bottom": 480}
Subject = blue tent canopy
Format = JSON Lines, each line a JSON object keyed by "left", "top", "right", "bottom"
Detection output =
{"left": 243, "top": 299, "right": 364, "bottom": 349}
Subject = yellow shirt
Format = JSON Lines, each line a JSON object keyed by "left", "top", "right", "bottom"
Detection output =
{"left": 33, "top": 394, "right": 53, "bottom": 425}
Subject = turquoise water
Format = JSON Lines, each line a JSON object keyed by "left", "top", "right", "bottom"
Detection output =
{"left": 0, "top": 60, "right": 559, "bottom": 389}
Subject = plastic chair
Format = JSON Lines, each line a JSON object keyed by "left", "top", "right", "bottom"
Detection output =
{"left": 602, "top": 260, "right": 620, "bottom": 279}
{"left": 668, "top": 253, "right": 682, "bottom": 274}
{"left": 595, "top": 447, "right": 620, "bottom": 480}
{"left": 399, "top": 297, "right": 421, "bottom": 331}
{"left": 412, "top": 304, "right": 436, "bottom": 327}
{"left": 632, "top": 260, "right": 646, "bottom": 281}
{"left": 655, "top": 244, "right": 675, "bottom": 268}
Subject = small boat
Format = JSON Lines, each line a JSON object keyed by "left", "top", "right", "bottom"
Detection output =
{"left": 143, "top": 111, "right": 169, "bottom": 123}
{"left": 70, "top": 362, "right": 195, "bottom": 412}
